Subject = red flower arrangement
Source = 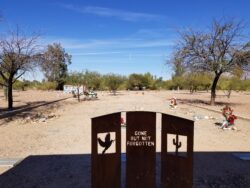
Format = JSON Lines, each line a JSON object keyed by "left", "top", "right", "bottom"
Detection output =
{"left": 170, "top": 98, "right": 177, "bottom": 108}
{"left": 228, "top": 114, "right": 237, "bottom": 125}
{"left": 221, "top": 105, "right": 237, "bottom": 126}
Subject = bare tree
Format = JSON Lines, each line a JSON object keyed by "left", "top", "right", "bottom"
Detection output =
{"left": 0, "top": 26, "right": 40, "bottom": 109}
{"left": 174, "top": 18, "right": 250, "bottom": 105}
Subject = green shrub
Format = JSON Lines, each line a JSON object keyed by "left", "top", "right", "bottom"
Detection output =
{"left": 13, "top": 80, "right": 27, "bottom": 91}
{"left": 36, "top": 82, "right": 57, "bottom": 90}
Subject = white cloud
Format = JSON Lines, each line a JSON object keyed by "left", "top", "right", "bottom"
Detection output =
{"left": 71, "top": 51, "right": 123, "bottom": 56}
{"left": 59, "top": 4, "right": 165, "bottom": 22}
{"left": 71, "top": 51, "right": 168, "bottom": 58}
{"left": 43, "top": 36, "right": 174, "bottom": 50}
{"left": 133, "top": 28, "right": 177, "bottom": 38}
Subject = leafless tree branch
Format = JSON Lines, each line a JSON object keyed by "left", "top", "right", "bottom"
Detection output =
{"left": 171, "top": 18, "right": 250, "bottom": 105}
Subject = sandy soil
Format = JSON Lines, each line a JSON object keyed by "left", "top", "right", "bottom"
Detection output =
{"left": 0, "top": 90, "right": 249, "bottom": 187}
{"left": 0, "top": 89, "right": 72, "bottom": 111}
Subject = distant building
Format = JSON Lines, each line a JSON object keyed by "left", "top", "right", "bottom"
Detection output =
{"left": 63, "top": 85, "right": 84, "bottom": 95}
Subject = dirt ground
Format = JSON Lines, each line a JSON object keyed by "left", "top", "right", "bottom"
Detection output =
{"left": 0, "top": 90, "right": 250, "bottom": 187}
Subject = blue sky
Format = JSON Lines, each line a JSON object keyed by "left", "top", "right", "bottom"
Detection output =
{"left": 1, "top": 0, "right": 250, "bottom": 80}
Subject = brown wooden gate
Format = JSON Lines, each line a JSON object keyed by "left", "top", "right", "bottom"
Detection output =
{"left": 91, "top": 111, "right": 194, "bottom": 188}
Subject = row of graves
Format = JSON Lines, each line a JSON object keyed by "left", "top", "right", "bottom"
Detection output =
{"left": 63, "top": 85, "right": 98, "bottom": 100}
{"left": 169, "top": 97, "right": 238, "bottom": 130}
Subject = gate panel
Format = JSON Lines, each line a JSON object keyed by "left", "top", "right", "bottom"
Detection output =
{"left": 126, "top": 111, "right": 156, "bottom": 188}
{"left": 92, "top": 113, "right": 121, "bottom": 188}
{"left": 161, "top": 114, "right": 194, "bottom": 188}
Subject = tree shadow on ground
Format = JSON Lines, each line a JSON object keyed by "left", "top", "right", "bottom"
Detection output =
{"left": 0, "top": 152, "right": 249, "bottom": 188}
{"left": 0, "top": 98, "right": 70, "bottom": 126}
{"left": 171, "top": 91, "right": 213, "bottom": 95}
{"left": 0, "top": 101, "right": 48, "bottom": 113}
{"left": 214, "top": 122, "right": 223, "bottom": 126}
{"left": 178, "top": 98, "right": 236, "bottom": 106}
{"left": 106, "top": 92, "right": 126, "bottom": 96}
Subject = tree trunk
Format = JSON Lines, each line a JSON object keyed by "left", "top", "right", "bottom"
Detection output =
{"left": 210, "top": 73, "right": 221, "bottom": 105}
{"left": 56, "top": 80, "right": 64, "bottom": 90}
{"left": 77, "top": 87, "right": 80, "bottom": 102}
{"left": 4, "top": 86, "right": 8, "bottom": 101}
{"left": 7, "top": 77, "right": 13, "bottom": 110}
{"left": 190, "top": 86, "right": 193, "bottom": 94}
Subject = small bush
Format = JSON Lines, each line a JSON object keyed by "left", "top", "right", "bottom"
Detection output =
{"left": 13, "top": 80, "right": 26, "bottom": 91}
{"left": 36, "top": 82, "right": 57, "bottom": 90}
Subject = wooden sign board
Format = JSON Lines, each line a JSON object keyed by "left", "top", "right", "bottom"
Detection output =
{"left": 126, "top": 112, "right": 156, "bottom": 188}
